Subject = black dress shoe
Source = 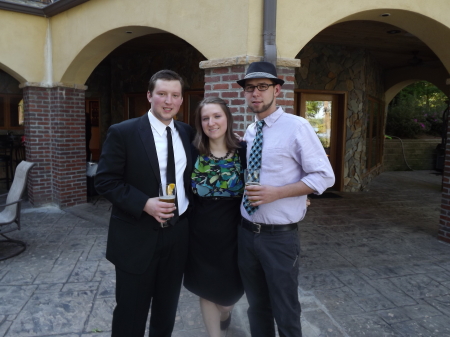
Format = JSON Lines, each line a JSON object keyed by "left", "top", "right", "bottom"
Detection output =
{"left": 220, "top": 311, "right": 232, "bottom": 330}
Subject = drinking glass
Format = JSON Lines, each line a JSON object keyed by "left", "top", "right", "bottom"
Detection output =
{"left": 244, "top": 169, "right": 260, "bottom": 186}
{"left": 159, "top": 183, "right": 176, "bottom": 224}
{"left": 244, "top": 169, "right": 260, "bottom": 203}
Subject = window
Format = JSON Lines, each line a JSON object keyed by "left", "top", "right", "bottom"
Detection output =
{"left": 365, "top": 97, "right": 384, "bottom": 170}
{"left": 0, "top": 94, "right": 24, "bottom": 129}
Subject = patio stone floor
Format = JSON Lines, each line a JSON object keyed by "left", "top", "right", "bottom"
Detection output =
{"left": 0, "top": 170, "right": 449, "bottom": 336}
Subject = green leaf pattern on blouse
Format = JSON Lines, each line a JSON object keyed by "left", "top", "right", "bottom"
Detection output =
{"left": 191, "top": 153, "right": 244, "bottom": 197}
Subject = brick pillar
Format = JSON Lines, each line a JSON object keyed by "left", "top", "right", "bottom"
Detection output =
{"left": 23, "top": 87, "right": 53, "bottom": 205}
{"left": 439, "top": 113, "right": 450, "bottom": 244}
{"left": 50, "top": 87, "right": 87, "bottom": 207}
{"left": 201, "top": 58, "right": 298, "bottom": 135}
{"left": 23, "top": 85, "right": 87, "bottom": 208}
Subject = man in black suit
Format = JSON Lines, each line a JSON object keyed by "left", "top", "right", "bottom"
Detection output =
{"left": 95, "top": 70, "right": 193, "bottom": 337}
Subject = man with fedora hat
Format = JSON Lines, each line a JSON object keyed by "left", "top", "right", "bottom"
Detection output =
{"left": 237, "top": 61, "right": 335, "bottom": 337}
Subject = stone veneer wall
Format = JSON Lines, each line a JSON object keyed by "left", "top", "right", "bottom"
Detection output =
{"left": 296, "top": 43, "right": 385, "bottom": 191}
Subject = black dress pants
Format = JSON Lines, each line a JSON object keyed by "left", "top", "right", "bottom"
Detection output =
{"left": 112, "top": 217, "right": 189, "bottom": 337}
{"left": 238, "top": 225, "right": 302, "bottom": 337}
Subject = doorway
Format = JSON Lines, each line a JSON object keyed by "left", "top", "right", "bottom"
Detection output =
{"left": 294, "top": 90, "right": 346, "bottom": 190}
{"left": 85, "top": 99, "right": 101, "bottom": 161}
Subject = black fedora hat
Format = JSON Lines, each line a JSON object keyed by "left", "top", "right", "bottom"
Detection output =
{"left": 236, "top": 61, "right": 285, "bottom": 87}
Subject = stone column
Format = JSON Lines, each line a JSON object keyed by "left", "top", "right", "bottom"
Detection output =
{"left": 439, "top": 113, "right": 450, "bottom": 244}
{"left": 200, "top": 57, "right": 300, "bottom": 135}
{"left": 22, "top": 84, "right": 87, "bottom": 207}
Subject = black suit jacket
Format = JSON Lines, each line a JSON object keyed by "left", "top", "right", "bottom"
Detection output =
{"left": 95, "top": 114, "right": 194, "bottom": 274}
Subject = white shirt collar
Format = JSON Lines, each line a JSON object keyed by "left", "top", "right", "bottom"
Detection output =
{"left": 255, "top": 106, "right": 283, "bottom": 127}
{"left": 148, "top": 110, "right": 175, "bottom": 136}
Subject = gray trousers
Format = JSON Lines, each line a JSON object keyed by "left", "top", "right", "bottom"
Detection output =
{"left": 238, "top": 224, "right": 302, "bottom": 337}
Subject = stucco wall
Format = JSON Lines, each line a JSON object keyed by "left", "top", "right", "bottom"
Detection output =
{"left": 296, "top": 42, "right": 385, "bottom": 191}
{"left": 278, "top": 1, "right": 450, "bottom": 74}
{"left": 49, "top": 0, "right": 251, "bottom": 85}
{"left": 0, "top": 10, "right": 47, "bottom": 83}
{"left": 2, "top": 0, "right": 450, "bottom": 86}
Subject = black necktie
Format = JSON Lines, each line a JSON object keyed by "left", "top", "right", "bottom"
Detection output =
{"left": 166, "top": 126, "right": 179, "bottom": 224}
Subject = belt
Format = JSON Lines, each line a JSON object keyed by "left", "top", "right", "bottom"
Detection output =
{"left": 241, "top": 217, "right": 298, "bottom": 234}
{"left": 197, "top": 196, "right": 242, "bottom": 201}
{"left": 155, "top": 211, "right": 188, "bottom": 230}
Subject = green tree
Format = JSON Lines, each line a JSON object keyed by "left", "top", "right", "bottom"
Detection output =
{"left": 387, "top": 81, "right": 448, "bottom": 138}
{"left": 306, "top": 101, "right": 323, "bottom": 118}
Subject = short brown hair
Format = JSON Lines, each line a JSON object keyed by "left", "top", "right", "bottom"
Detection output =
{"left": 148, "top": 70, "right": 184, "bottom": 93}
{"left": 193, "top": 97, "right": 240, "bottom": 155}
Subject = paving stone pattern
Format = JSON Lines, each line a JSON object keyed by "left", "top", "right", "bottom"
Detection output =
{"left": 0, "top": 170, "right": 449, "bottom": 336}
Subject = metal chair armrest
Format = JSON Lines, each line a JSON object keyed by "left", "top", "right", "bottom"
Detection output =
{"left": 0, "top": 199, "right": 23, "bottom": 208}
{"left": 0, "top": 193, "right": 9, "bottom": 198}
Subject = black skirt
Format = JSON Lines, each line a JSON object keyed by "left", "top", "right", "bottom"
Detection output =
{"left": 184, "top": 196, "right": 244, "bottom": 306}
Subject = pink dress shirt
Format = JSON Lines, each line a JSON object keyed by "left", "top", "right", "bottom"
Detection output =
{"left": 240, "top": 107, "right": 335, "bottom": 224}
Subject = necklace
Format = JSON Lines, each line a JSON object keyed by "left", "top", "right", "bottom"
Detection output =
{"left": 209, "top": 149, "right": 231, "bottom": 161}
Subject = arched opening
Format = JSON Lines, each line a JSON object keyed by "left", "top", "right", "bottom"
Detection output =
{"left": 0, "top": 69, "right": 23, "bottom": 132}
{"left": 59, "top": 26, "right": 208, "bottom": 86}
{"left": 0, "top": 68, "right": 24, "bottom": 192}
{"left": 293, "top": 19, "right": 449, "bottom": 192}
{"left": 289, "top": 9, "right": 450, "bottom": 326}
{"left": 384, "top": 81, "right": 449, "bottom": 171}
{"left": 83, "top": 32, "right": 206, "bottom": 163}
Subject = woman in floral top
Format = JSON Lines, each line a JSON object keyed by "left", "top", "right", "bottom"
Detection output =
{"left": 184, "top": 97, "right": 246, "bottom": 336}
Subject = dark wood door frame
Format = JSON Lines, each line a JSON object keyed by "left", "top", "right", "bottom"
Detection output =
{"left": 294, "top": 89, "right": 347, "bottom": 191}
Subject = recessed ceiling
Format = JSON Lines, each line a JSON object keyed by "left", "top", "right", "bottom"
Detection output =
{"left": 109, "top": 33, "right": 201, "bottom": 57}
{"left": 309, "top": 20, "right": 444, "bottom": 71}
{"left": 108, "top": 22, "right": 445, "bottom": 73}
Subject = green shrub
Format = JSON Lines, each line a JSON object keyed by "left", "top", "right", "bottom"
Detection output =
{"left": 386, "top": 82, "right": 447, "bottom": 139}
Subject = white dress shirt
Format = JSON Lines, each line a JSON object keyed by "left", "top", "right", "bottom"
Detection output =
{"left": 148, "top": 111, "right": 188, "bottom": 216}
{"left": 241, "top": 107, "right": 335, "bottom": 224}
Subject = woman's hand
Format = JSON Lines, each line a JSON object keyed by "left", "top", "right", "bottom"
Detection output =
{"left": 234, "top": 133, "right": 245, "bottom": 142}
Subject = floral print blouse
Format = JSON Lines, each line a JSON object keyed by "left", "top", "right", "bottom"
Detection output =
{"left": 191, "top": 152, "right": 244, "bottom": 197}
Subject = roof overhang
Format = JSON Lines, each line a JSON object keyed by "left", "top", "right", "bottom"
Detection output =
{"left": 0, "top": 0, "right": 90, "bottom": 17}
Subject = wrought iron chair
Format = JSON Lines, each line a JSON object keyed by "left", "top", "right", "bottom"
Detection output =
{"left": 0, "top": 161, "right": 35, "bottom": 261}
